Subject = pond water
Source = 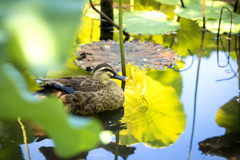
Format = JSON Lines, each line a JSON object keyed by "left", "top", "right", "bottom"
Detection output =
{"left": 1, "top": 2, "right": 239, "bottom": 160}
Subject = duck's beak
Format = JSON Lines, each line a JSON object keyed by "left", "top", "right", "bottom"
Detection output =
{"left": 111, "top": 74, "right": 128, "bottom": 81}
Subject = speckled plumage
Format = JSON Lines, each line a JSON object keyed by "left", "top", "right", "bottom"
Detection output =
{"left": 35, "top": 63, "right": 126, "bottom": 115}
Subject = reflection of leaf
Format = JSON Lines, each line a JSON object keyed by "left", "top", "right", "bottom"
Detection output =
{"left": 199, "top": 130, "right": 240, "bottom": 159}
{"left": 0, "top": 144, "right": 24, "bottom": 160}
{"left": 162, "top": 18, "right": 238, "bottom": 59}
{"left": 0, "top": 120, "right": 36, "bottom": 145}
{"left": 162, "top": 18, "right": 214, "bottom": 58}
{"left": 115, "top": 11, "right": 179, "bottom": 35}
{"left": 0, "top": 120, "right": 34, "bottom": 159}
{"left": 76, "top": 40, "right": 177, "bottom": 72}
{"left": 0, "top": 64, "right": 102, "bottom": 158}
{"left": 119, "top": 69, "right": 186, "bottom": 148}
{"left": 215, "top": 96, "right": 239, "bottom": 133}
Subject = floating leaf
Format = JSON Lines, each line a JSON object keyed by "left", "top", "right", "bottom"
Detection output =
{"left": 119, "top": 68, "right": 186, "bottom": 147}
{"left": 0, "top": 64, "right": 103, "bottom": 158}
{"left": 173, "top": 0, "right": 240, "bottom": 34}
{"left": 147, "top": 68, "right": 183, "bottom": 98}
{"left": 197, "top": 12, "right": 240, "bottom": 34}
{"left": 174, "top": 1, "right": 233, "bottom": 20}
{"left": 154, "top": 0, "right": 193, "bottom": 6}
{"left": 215, "top": 96, "right": 239, "bottom": 133}
{"left": 76, "top": 40, "right": 178, "bottom": 72}
{"left": 85, "top": 6, "right": 119, "bottom": 20}
{"left": 115, "top": 11, "right": 179, "bottom": 35}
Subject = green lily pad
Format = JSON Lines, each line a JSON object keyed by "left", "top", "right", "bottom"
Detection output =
{"left": 115, "top": 11, "right": 179, "bottom": 35}
{"left": 174, "top": 1, "right": 233, "bottom": 21}
{"left": 118, "top": 67, "right": 186, "bottom": 147}
{"left": 155, "top": 0, "right": 194, "bottom": 6}
{"left": 85, "top": 6, "right": 119, "bottom": 20}
{"left": 215, "top": 96, "right": 239, "bottom": 133}
{"left": 147, "top": 68, "right": 183, "bottom": 98}
{"left": 173, "top": 0, "right": 240, "bottom": 34}
{"left": 0, "top": 64, "right": 103, "bottom": 158}
{"left": 197, "top": 12, "right": 240, "bottom": 34}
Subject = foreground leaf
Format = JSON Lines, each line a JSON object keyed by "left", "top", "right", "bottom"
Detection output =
{"left": 0, "top": 64, "right": 102, "bottom": 158}
{"left": 1, "top": 0, "right": 85, "bottom": 75}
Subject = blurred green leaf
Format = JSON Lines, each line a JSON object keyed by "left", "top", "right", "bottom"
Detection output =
{"left": 215, "top": 96, "right": 239, "bottom": 133}
{"left": 0, "top": 64, "right": 102, "bottom": 158}
{"left": 1, "top": 0, "right": 85, "bottom": 75}
{"left": 46, "top": 56, "right": 89, "bottom": 78}
{"left": 115, "top": 11, "right": 179, "bottom": 35}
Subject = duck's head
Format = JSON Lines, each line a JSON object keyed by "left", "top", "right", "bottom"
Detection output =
{"left": 92, "top": 63, "right": 128, "bottom": 84}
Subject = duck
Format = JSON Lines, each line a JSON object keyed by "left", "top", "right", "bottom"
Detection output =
{"left": 35, "top": 63, "right": 127, "bottom": 115}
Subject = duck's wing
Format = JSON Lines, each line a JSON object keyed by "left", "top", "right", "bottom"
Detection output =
{"left": 35, "top": 75, "right": 104, "bottom": 94}
{"left": 35, "top": 76, "right": 107, "bottom": 114}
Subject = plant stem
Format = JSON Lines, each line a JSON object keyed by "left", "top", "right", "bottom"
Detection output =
{"left": 18, "top": 117, "right": 30, "bottom": 160}
{"left": 89, "top": 0, "right": 130, "bottom": 38}
{"left": 180, "top": 0, "right": 185, "bottom": 8}
{"left": 234, "top": 0, "right": 239, "bottom": 12}
{"left": 115, "top": 131, "right": 119, "bottom": 160}
{"left": 202, "top": 0, "right": 206, "bottom": 29}
{"left": 119, "top": 0, "right": 126, "bottom": 79}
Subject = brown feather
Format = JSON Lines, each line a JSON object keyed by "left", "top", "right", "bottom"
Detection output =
{"left": 34, "top": 63, "right": 125, "bottom": 115}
